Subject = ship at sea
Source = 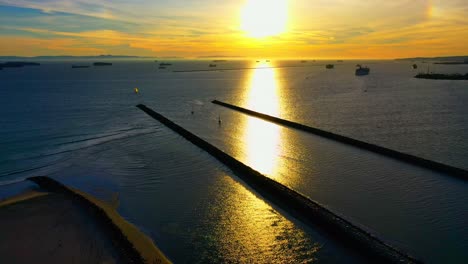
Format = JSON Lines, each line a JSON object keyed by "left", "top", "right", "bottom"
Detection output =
{"left": 93, "top": 62, "right": 112, "bottom": 66}
{"left": 0, "top": 61, "right": 40, "bottom": 68}
{"left": 326, "top": 64, "right": 334, "bottom": 69}
{"left": 72, "top": 65, "right": 90, "bottom": 69}
{"left": 355, "top": 64, "right": 370, "bottom": 75}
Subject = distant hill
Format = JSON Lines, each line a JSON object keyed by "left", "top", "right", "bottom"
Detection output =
{"left": 197, "top": 55, "right": 245, "bottom": 59}
{"left": 0, "top": 55, "right": 154, "bottom": 60}
{"left": 396, "top": 55, "right": 468, "bottom": 62}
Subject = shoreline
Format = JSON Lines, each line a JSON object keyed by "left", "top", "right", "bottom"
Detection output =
{"left": 0, "top": 190, "right": 48, "bottom": 207}
{"left": 27, "top": 176, "right": 171, "bottom": 264}
{"left": 0, "top": 191, "right": 123, "bottom": 263}
{"left": 0, "top": 177, "right": 171, "bottom": 264}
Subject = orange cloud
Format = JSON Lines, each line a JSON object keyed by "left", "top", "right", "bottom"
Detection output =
{"left": 1, "top": 0, "right": 467, "bottom": 58}
{"left": 0, "top": 36, "right": 103, "bottom": 56}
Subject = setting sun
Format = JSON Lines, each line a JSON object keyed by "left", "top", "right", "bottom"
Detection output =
{"left": 1, "top": 1, "right": 468, "bottom": 263}
{"left": 241, "top": 0, "right": 288, "bottom": 38}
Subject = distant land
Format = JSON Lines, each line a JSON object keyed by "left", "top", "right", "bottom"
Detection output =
{"left": 0, "top": 55, "right": 155, "bottom": 60}
{"left": 415, "top": 73, "right": 468, "bottom": 80}
{"left": 3, "top": 55, "right": 468, "bottom": 61}
{"left": 157, "top": 56, "right": 184, "bottom": 59}
{"left": 197, "top": 55, "right": 246, "bottom": 59}
{"left": 396, "top": 55, "right": 468, "bottom": 62}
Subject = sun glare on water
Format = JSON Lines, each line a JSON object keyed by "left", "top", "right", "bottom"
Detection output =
{"left": 241, "top": 0, "right": 288, "bottom": 38}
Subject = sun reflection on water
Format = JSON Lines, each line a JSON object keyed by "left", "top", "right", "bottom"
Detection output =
{"left": 242, "top": 62, "right": 282, "bottom": 176}
{"left": 200, "top": 175, "right": 320, "bottom": 263}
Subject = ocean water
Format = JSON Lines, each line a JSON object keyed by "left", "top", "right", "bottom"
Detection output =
{"left": 1, "top": 60, "right": 467, "bottom": 263}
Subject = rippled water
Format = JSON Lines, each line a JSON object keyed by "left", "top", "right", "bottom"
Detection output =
{"left": 1, "top": 60, "right": 467, "bottom": 263}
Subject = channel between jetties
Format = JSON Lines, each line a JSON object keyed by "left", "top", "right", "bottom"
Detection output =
{"left": 136, "top": 103, "right": 421, "bottom": 263}
{"left": 212, "top": 99, "right": 468, "bottom": 180}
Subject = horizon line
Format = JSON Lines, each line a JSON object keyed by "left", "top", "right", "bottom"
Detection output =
{"left": 1, "top": 55, "right": 467, "bottom": 60}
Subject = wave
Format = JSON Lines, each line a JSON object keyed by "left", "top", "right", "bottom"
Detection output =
{"left": 0, "top": 126, "right": 155, "bottom": 145}
{"left": 0, "top": 128, "right": 158, "bottom": 178}
{"left": 0, "top": 177, "right": 27, "bottom": 186}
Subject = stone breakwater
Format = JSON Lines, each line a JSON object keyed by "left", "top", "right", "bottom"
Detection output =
{"left": 137, "top": 103, "right": 421, "bottom": 264}
{"left": 212, "top": 99, "right": 468, "bottom": 180}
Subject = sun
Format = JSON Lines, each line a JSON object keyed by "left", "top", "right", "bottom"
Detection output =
{"left": 241, "top": 0, "right": 288, "bottom": 38}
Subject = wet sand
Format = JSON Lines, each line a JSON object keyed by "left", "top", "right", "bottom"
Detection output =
{"left": 0, "top": 192, "right": 122, "bottom": 264}
{"left": 0, "top": 182, "right": 171, "bottom": 264}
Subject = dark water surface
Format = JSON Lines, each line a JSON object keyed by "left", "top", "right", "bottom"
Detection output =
{"left": 1, "top": 60, "right": 467, "bottom": 263}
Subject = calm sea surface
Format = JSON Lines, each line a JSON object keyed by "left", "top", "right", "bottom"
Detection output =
{"left": 1, "top": 60, "right": 467, "bottom": 263}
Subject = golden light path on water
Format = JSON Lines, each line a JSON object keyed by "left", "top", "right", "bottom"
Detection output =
{"left": 211, "top": 175, "right": 320, "bottom": 262}
{"left": 213, "top": 64, "right": 322, "bottom": 262}
{"left": 242, "top": 62, "right": 282, "bottom": 177}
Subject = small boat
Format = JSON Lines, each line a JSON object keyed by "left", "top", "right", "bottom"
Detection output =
{"left": 209, "top": 64, "right": 217, "bottom": 67}
{"left": 71, "top": 65, "right": 90, "bottom": 68}
{"left": 412, "top": 64, "right": 418, "bottom": 69}
{"left": 326, "top": 64, "right": 334, "bottom": 69}
{"left": 355, "top": 64, "right": 370, "bottom": 76}
{"left": 134, "top": 87, "right": 139, "bottom": 94}
{"left": 93, "top": 62, "right": 112, "bottom": 66}
{"left": 159, "top": 63, "right": 172, "bottom": 66}
{"left": 256, "top": 60, "right": 260, "bottom": 63}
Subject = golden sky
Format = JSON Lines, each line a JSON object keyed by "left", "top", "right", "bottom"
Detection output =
{"left": 0, "top": 0, "right": 467, "bottom": 58}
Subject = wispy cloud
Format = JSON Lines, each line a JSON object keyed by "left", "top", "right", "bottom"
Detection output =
{"left": 0, "top": 0, "right": 467, "bottom": 58}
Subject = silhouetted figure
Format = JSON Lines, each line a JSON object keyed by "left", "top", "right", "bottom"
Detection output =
{"left": 218, "top": 115, "right": 222, "bottom": 126}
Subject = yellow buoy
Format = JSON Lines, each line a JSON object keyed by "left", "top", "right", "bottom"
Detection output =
{"left": 134, "top": 87, "right": 139, "bottom": 94}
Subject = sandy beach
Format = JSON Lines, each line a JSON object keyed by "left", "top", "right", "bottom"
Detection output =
{"left": 0, "top": 179, "right": 170, "bottom": 264}
{"left": 0, "top": 192, "right": 122, "bottom": 263}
